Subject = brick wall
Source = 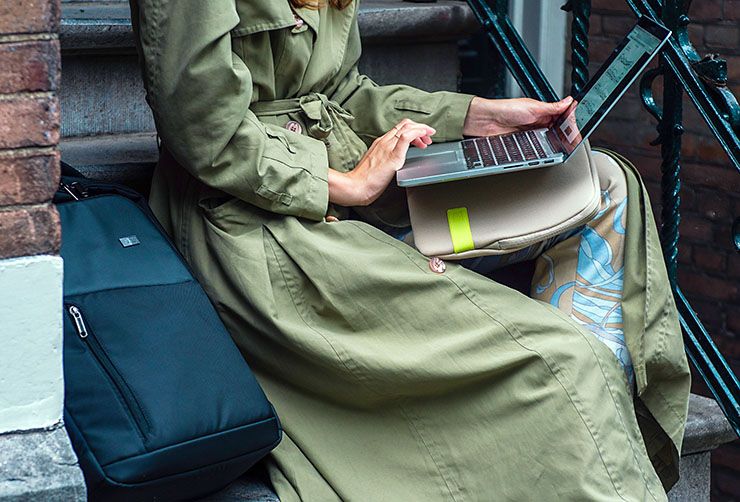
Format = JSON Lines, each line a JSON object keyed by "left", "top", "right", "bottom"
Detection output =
{"left": 0, "top": 0, "right": 61, "bottom": 259}
{"left": 585, "top": 1, "right": 740, "bottom": 500}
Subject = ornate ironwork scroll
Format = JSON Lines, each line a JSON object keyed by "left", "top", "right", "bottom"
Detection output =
{"left": 466, "top": 0, "right": 559, "bottom": 103}
{"left": 561, "top": 0, "right": 592, "bottom": 97}
{"left": 655, "top": 0, "right": 685, "bottom": 284}
{"left": 635, "top": 0, "right": 740, "bottom": 433}
{"left": 626, "top": 0, "right": 740, "bottom": 170}
{"left": 464, "top": 0, "right": 740, "bottom": 435}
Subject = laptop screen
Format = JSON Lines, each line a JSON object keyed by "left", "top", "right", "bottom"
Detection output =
{"left": 552, "top": 17, "right": 671, "bottom": 156}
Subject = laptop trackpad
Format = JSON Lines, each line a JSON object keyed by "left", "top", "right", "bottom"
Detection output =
{"left": 404, "top": 151, "right": 461, "bottom": 174}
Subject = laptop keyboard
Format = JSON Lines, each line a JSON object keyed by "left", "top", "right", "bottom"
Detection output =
{"left": 462, "top": 130, "right": 549, "bottom": 169}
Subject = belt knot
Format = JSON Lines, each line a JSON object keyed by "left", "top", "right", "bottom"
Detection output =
{"left": 298, "top": 93, "right": 354, "bottom": 140}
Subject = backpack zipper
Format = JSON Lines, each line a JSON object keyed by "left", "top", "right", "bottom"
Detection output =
{"left": 59, "top": 181, "right": 89, "bottom": 200}
{"left": 67, "top": 305, "right": 150, "bottom": 439}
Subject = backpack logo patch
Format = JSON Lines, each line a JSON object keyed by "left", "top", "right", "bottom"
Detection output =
{"left": 119, "top": 235, "right": 140, "bottom": 248}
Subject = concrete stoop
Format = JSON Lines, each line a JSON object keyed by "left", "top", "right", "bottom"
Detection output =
{"left": 58, "top": 0, "right": 478, "bottom": 141}
{"left": 0, "top": 425, "right": 86, "bottom": 501}
{"left": 668, "top": 394, "right": 739, "bottom": 501}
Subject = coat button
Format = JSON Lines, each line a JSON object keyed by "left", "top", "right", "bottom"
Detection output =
{"left": 285, "top": 120, "right": 303, "bottom": 134}
{"left": 429, "top": 257, "right": 446, "bottom": 274}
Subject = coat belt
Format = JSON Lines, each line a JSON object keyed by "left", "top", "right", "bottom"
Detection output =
{"left": 250, "top": 93, "right": 354, "bottom": 140}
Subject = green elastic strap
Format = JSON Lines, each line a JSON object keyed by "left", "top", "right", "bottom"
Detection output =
{"left": 447, "top": 207, "right": 475, "bottom": 254}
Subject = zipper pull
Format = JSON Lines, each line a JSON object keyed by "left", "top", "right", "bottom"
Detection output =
{"left": 60, "top": 182, "right": 80, "bottom": 200}
{"left": 68, "top": 306, "right": 89, "bottom": 338}
{"left": 59, "top": 181, "right": 88, "bottom": 200}
{"left": 70, "top": 182, "right": 89, "bottom": 199}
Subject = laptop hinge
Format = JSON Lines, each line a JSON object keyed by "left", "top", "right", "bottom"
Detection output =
{"left": 545, "top": 128, "right": 567, "bottom": 154}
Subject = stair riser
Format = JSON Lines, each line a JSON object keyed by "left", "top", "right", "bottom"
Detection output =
{"left": 668, "top": 453, "right": 710, "bottom": 502}
{"left": 60, "top": 42, "right": 461, "bottom": 138}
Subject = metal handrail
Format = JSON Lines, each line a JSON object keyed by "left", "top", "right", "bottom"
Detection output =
{"left": 465, "top": 0, "right": 559, "bottom": 103}
{"left": 465, "top": 0, "right": 740, "bottom": 436}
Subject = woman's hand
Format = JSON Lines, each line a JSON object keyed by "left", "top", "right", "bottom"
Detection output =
{"left": 328, "top": 119, "right": 435, "bottom": 207}
{"left": 462, "top": 96, "right": 574, "bottom": 137}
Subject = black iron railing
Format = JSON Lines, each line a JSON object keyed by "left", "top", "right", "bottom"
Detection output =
{"left": 465, "top": 0, "right": 740, "bottom": 435}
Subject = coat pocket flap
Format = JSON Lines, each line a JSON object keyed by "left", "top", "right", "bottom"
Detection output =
{"left": 264, "top": 125, "right": 298, "bottom": 154}
{"left": 393, "top": 96, "right": 442, "bottom": 115}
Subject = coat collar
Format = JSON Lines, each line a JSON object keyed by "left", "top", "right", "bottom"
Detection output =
{"left": 292, "top": 5, "right": 321, "bottom": 34}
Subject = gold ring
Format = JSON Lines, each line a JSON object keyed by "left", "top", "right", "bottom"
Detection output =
{"left": 394, "top": 132, "right": 402, "bottom": 138}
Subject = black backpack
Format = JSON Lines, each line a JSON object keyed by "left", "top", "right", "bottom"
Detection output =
{"left": 56, "top": 164, "right": 281, "bottom": 501}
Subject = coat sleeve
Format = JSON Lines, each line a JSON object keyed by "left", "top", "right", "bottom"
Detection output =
{"left": 330, "top": 66, "right": 475, "bottom": 146}
{"left": 131, "top": 0, "right": 329, "bottom": 221}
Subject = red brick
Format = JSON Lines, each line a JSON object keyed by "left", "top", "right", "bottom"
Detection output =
{"left": 729, "top": 358, "right": 740, "bottom": 378}
{"left": 681, "top": 100, "right": 711, "bottom": 135}
{"left": 618, "top": 151, "right": 661, "bottom": 182}
{"left": 714, "top": 443, "right": 740, "bottom": 472}
{"left": 590, "top": 0, "right": 631, "bottom": 14}
{"left": 712, "top": 222, "right": 737, "bottom": 248}
{"left": 693, "top": 245, "right": 726, "bottom": 271}
{"left": 588, "top": 37, "right": 619, "bottom": 64}
{"left": 682, "top": 162, "right": 740, "bottom": 192}
{"left": 588, "top": 14, "right": 603, "bottom": 36}
{"left": 678, "top": 269, "right": 738, "bottom": 301}
{"left": 689, "top": 0, "right": 723, "bottom": 22}
{"left": 687, "top": 24, "right": 705, "bottom": 50}
{"left": 0, "top": 40, "right": 59, "bottom": 94}
{"left": 695, "top": 190, "right": 731, "bottom": 221}
{"left": 601, "top": 15, "right": 634, "bottom": 37}
{"left": 587, "top": 117, "right": 657, "bottom": 150}
{"left": 0, "top": 0, "right": 59, "bottom": 35}
{"left": 0, "top": 204, "right": 59, "bottom": 259}
{"left": 680, "top": 185, "right": 697, "bottom": 211}
{"left": 728, "top": 255, "right": 740, "bottom": 278}
{"left": 680, "top": 214, "right": 715, "bottom": 241}
{"left": 0, "top": 95, "right": 59, "bottom": 149}
{"left": 678, "top": 243, "right": 693, "bottom": 265}
{"left": 727, "top": 0, "right": 740, "bottom": 21}
{"left": 727, "top": 308, "right": 740, "bottom": 335}
{"left": 688, "top": 297, "right": 725, "bottom": 327}
{"left": 714, "top": 336, "right": 740, "bottom": 359}
{"left": 704, "top": 24, "right": 740, "bottom": 49}
{"left": 726, "top": 56, "right": 740, "bottom": 85}
{"left": 714, "top": 464, "right": 740, "bottom": 499}
{"left": 682, "top": 133, "right": 731, "bottom": 166}
{"left": 0, "top": 153, "right": 59, "bottom": 206}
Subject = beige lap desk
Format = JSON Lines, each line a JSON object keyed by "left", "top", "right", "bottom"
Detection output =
{"left": 408, "top": 142, "right": 607, "bottom": 260}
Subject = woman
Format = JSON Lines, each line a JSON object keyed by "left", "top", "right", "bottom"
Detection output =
{"left": 129, "top": 0, "right": 690, "bottom": 499}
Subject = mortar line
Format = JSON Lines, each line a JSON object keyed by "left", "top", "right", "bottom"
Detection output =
{"left": 0, "top": 33, "right": 58, "bottom": 44}
{"left": 0, "top": 91, "right": 55, "bottom": 101}
{"left": 0, "top": 147, "right": 57, "bottom": 159}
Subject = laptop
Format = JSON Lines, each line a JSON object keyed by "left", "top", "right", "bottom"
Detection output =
{"left": 397, "top": 16, "right": 671, "bottom": 188}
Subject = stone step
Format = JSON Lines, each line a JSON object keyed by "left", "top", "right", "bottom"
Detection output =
{"left": 669, "top": 394, "right": 738, "bottom": 501}
{"left": 60, "top": 132, "right": 157, "bottom": 192}
{"left": 59, "top": 0, "right": 479, "bottom": 139}
{"left": 0, "top": 425, "right": 86, "bottom": 501}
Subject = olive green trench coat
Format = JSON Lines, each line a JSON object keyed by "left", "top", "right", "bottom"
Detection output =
{"left": 129, "top": 0, "right": 691, "bottom": 499}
